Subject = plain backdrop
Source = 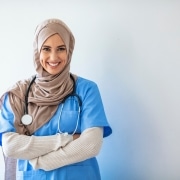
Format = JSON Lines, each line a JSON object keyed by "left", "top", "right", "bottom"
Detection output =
{"left": 0, "top": 0, "right": 180, "bottom": 179}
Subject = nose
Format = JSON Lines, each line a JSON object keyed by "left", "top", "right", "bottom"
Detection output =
{"left": 50, "top": 51, "right": 58, "bottom": 61}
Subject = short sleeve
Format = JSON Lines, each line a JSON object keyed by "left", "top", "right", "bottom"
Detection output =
{"left": 0, "top": 94, "right": 16, "bottom": 133}
{"left": 77, "top": 78, "right": 112, "bottom": 138}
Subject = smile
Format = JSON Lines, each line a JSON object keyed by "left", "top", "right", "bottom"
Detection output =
{"left": 48, "top": 62, "right": 59, "bottom": 67}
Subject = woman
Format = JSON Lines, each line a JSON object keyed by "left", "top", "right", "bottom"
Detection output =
{"left": 0, "top": 18, "right": 112, "bottom": 180}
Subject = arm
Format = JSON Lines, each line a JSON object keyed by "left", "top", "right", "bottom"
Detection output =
{"left": 29, "top": 127, "right": 103, "bottom": 171}
{"left": 2, "top": 132, "right": 73, "bottom": 160}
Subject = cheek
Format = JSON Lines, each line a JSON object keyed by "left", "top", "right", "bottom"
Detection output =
{"left": 39, "top": 56, "right": 43, "bottom": 66}
{"left": 64, "top": 56, "right": 68, "bottom": 63}
{"left": 62, "top": 53, "right": 68, "bottom": 63}
{"left": 39, "top": 53, "right": 45, "bottom": 64}
{"left": 63, "top": 58, "right": 68, "bottom": 67}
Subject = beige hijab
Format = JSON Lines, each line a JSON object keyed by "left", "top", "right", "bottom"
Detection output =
{"left": 1, "top": 18, "right": 76, "bottom": 135}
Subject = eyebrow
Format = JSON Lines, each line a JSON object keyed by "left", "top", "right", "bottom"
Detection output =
{"left": 42, "top": 45, "right": 66, "bottom": 48}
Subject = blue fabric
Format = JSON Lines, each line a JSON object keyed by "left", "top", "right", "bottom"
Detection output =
{"left": 0, "top": 76, "right": 112, "bottom": 180}
{"left": 0, "top": 93, "right": 16, "bottom": 133}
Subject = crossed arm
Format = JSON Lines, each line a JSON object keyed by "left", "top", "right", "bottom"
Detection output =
{"left": 2, "top": 127, "right": 103, "bottom": 171}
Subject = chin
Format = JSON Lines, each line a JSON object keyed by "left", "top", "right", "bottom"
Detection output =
{"left": 48, "top": 69, "right": 62, "bottom": 75}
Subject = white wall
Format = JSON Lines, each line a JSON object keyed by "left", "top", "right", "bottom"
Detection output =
{"left": 0, "top": 1, "right": 180, "bottom": 179}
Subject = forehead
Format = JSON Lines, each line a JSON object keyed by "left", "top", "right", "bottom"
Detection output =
{"left": 43, "top": 34, "right": 65, "bottom": 45}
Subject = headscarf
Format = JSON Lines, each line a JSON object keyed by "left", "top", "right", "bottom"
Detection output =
{"left": 0, "top": 18, "right": 76, "bottom": 135}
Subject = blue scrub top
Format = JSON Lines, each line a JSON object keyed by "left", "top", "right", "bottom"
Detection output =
{"left": 0, "top": 76, "right": 112, "bottom": 180}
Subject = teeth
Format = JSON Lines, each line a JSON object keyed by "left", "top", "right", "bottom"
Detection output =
{"left": 48, "top": 62, "right": 59, "bottom": 66}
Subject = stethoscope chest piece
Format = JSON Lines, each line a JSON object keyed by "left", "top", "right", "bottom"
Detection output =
{"left": 21, "top": 114, "right": 33, "bottom": 126}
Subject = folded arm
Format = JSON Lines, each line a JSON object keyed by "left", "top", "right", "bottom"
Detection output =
{"left": 29, "top": 127, "right": 103, "bottom": 171}
{"left": 2, "top": 132, "right": 73, "bottom": 160}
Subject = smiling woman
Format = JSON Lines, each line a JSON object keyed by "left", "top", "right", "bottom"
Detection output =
{"left": 0, "top": 18, "right": 112, "bottom": 180}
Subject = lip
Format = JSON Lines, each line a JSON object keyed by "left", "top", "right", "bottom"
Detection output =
{"left": 48, "top": 62, "right": 60, "bottom": 67}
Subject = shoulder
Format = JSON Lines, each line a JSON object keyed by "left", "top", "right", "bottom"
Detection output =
{"left": 8, "top": 77, "right": 32, "bottom": 92}
{"left": 76, "top": 76, "right": 98, "bottom": 89}
{"left": 75, "top": 76, "right": 101, "bottom": 100}
{"left": 7, "top": 76, "right": 34, "bottom": 100}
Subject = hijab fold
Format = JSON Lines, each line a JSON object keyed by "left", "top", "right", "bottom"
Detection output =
{"left": 1, "top": 18, "right": 76, "bottom": 135}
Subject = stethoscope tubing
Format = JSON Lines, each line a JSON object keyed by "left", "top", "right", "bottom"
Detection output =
{"left": 21, "top": 74, "right": 82, "bottom": 135}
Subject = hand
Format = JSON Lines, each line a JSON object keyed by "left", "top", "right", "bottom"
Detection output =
{"left": 73, "top": 133, "right": 80, "bottom": 140}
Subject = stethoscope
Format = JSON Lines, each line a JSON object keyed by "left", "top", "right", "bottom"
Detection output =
{"left": 21, "top": 74, "right": 82, "bottom": 135}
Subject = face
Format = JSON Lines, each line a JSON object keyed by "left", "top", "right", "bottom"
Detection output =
{"left": 39, "top": 34, "right": 68, "bottom": 75}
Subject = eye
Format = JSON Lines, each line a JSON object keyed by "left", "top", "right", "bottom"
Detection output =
{"left": 42, "top": 47, "right": 51, "bottom": 52}
{"left": 57, "top": 46, "right": 66, "bottom": 51}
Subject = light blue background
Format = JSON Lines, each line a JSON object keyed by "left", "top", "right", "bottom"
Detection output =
{"left": 0, "top": 1, "right": 180, "bottom": 179}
